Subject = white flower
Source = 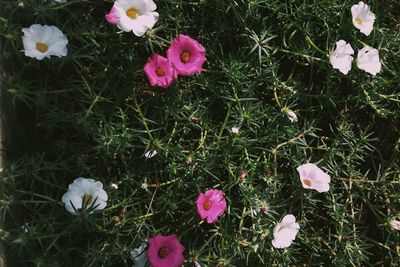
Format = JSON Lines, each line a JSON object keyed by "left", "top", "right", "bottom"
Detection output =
{"left": 130, "top": 244, "right": 147, "bottom": 267}
{"left": 22, "top": 24, "right": 68, "bottom": 60}
{"left": 330, "top": 40, "right": 354, "bottom": 75}
{"left": 61, "top": 177, "right": 108, "bottom": 214}
{"left": 356, "top": 46, "right": 381, "bottom": 76}
{"left": 282, "top": 108, "right": 298, "bottom": 123}
{"left": 389, "top": 219, "right": 400, "bottom": 231}
{"left": 297, "top": 163, "right": 331, "bottom": 193}
{"left": 114, "top": 0, "right": 159, "bottom": 37}
{"left": 231, "top": 127, "right": 240, "bottom": 134}
{"left": 351, "top": 1, "right": 375, "bottom": 36}
{"left": 144, "top": 149, "right": 157, "bottom": 158}
{"left": 272, "top": 214, "right": 300, "bottom": 249}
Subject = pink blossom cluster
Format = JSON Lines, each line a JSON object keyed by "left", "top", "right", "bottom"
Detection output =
{"left": 138, "top": 189, "right": 226, "bottom": 267}
{"left": 144, "top": 35, "right": 207, "bottom": 88}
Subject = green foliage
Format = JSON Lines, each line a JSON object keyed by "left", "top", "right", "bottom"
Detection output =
{"left": 0, "top": 0, "right": 399, "bottom": 266}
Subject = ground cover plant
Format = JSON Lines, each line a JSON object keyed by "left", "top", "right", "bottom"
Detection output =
{"left": 0, "top": 0, "right": 400, "bottom": 266}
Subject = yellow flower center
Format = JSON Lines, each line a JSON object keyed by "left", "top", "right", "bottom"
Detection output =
{"left": 126, "top": 8, "right": 139, "bottom": 19}
{"left": 83, "top": 194, "right": 93, "bottom": 205}
{"left": 355, "top": 17, "right": 363, "bottom": 25}
{"left": 156, "top": 67, "right": 165, "bottom": 77}
{"left": 203, "top": 200, "right": 212, "bottom": 211}
{"left": 158, "top": 247, "right": 169, "bottom": 258}
{"left": 180, "top": 51, "right": 191, "bottom": 63}
{"left": 303, "top": 179, "right": 312, "bottom": 187}
{"left": 36, "top": 42, "right": 48, "bottom": 53}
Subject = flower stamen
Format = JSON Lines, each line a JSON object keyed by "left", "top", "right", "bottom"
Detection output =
{"left": 126, "top": 8, "right": 139, "bottom": 19}
{"left": 180, "top": 51, "right": 191, "bottom": 63}
{"left": 36, "top": 42, "right": 48, "bottom": 53}
{"left": 203, "top": 200, "right": 212, "bottom": 211}
{"left": 83, "top": 194, "right": 93, "bottom": 205}
{"left": 355, "top": 17, "right": 363, "bottom": 25}
{"left": 158, "top": 247, "right": 169, "bottom": 258}
{"left": 303, "top": 179, "right": 312, "bottom": 187}
{"left": 156, "top": 67, "right": 166, "bottom": 77}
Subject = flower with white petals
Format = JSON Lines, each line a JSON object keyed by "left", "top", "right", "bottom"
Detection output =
{"left": 62, "top": 177, "right": 108, "bottom": 214}
{"left": 22, "top": 24, "right": 68, "bottom": 60}
{"left": 113, "top": 0, "right": 159, "bottom": 37}
{"left": 356, "top": 46, "right": 381, "bottom": 76}
{"left": 282, "top": 107, "right": 298, "bottom": 123}
{"left": 389, "top": 219, "right": 400, "bottom": 231}
{"left": 130, "top": 243, "right": 147, "bottom": 267}
{"left": 297, "top": 163, "right": 331, "bottom": 193}
{"left": 231, "top": 127, "right": 240, "bottom": 134}
{"left": 272, "top": 214, "right": 300, "bottom": 249}
{"left": 351, "top": 1, "right": 375, "bottom": 36}
{"left": 330, "top": 40, "right": 354, "bottom": 75}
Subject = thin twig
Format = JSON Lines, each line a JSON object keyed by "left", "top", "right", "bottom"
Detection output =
{"left": 339, "top": 177, "right": 400, "bottom": 184}
{"left": 272, "top": 129, "right": 311, "bottom": 154}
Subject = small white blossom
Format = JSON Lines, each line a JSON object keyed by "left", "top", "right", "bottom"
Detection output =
{"left": 297, "top": 163, "right": 331, "bottom": 193}
{"left": 144, "top": 149, "right": 158, "bottom": 158}
{"left": 330, "top": 40, "right": 354, "bottom": 75}
{"left": 231, "top": 127, "right": 240, "bottom": 134}
{"left": 356, "top": 46, "right": 381, "bottom": 76}
{"left": 389, "top": 219, "right": 400, "bottom": 231}
{"left": 141, "top": 182, "right": 148, "bottom": 190}
{"left": 22, "top": 24, "right": 68, "bottom": 60}
{"left": 114, "top": 0, "right": 159, "bottom": 37}
{"left": 282, "top": 108, "right": 298, "bottom": 123}
{"left": 130, "top": 243, "right": 147, "bottom": 267}
{"left": 111, "top": 183, "right": 119, "bottom": 189}
{"left": 272, "top": 214, "right": 300, "bottom": 249}
{"left": 61, "top": 177, "right": 108, "bottom": 214}
{"left": 351, "top": 1, "right": 376, "bottom": 36}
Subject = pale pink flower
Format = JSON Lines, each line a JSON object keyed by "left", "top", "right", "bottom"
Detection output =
{"left": 351, "top": 1, "right": 375, "bottom": 36}
{"left": 147, "top": 234, "right": 185, "bottom": 267}
{"left": 297, "top": 163, "right": 331, "bottom": 193}
{"left": 389, "top": 219, "right": 400, "bottom": 231}
{"left": 330, "top": 40, "right": 354, "bottom": 75}
{"left": 144, "top": 54, "right": 177, "bottom": 88}
{"left": 196, "top": 189, "right": 227, "bottom": 223}
{"left": 272, "top": 214, "right": 300, "bottom": 249}
{"left": 356, "top": 46, "right": 381, "bottom": 76}
{"left": 105, "top": 6, "right": 118, "bottom": 25}
{"left": 167, "top": 35, "right": 206, "bottom": 76}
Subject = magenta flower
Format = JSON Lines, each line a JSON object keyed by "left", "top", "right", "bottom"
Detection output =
{"left": 167, "top": 35, "right": 206, "bottom": 76}
{"left": 196, "top": 189, "right": 227, "bottom": 223}
{"left": 144, "top": 54, "right": 177, "bottom": 88}
{"left": 147, "top": 234, "right": 185, "bottom": 267}
{"left": 105, "top": 6, "right": 118, "bottom": 25}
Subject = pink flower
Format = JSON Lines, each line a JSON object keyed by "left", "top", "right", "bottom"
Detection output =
{"left": 105, "top": 6, "right": 118, "bottom": 25}
{"left": 147, "top": 234, "right": 185, "bottom": 267}
{"left": 196, "top": 189, "right": 227, "bottom": 223}
{"left": 167, "top": 35, "right": 206, "bottom": 76}
{"left": 144, "top": 54, "right": 177, "bottom": 88}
